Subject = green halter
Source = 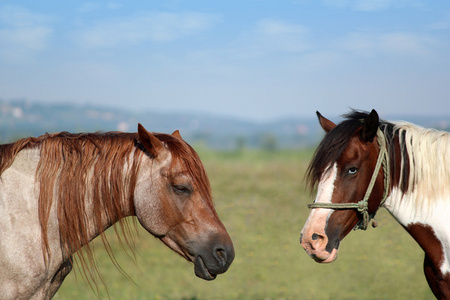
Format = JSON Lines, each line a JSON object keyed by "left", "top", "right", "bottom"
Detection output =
{"left": 307, "top": 128, "right": 391, "bottom": 230}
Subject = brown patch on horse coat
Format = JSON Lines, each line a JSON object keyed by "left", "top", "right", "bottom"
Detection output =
{"left": 407, "top": 223, "right": 450, "bottom": 299}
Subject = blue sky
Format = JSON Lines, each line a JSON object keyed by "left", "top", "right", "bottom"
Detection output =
{"left": 0, "top": 0, "right": 449, "bottom": 121}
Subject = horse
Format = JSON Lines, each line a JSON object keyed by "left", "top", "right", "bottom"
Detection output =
{"left": 300, "top": 109, "right": 450, "bottom": 299}
{"left": 0, "top": 123, "right": 234, "bottom": 299}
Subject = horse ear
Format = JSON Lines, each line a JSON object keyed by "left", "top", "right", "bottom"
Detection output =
{"left": 317, "top": 111, "right": 336, "bottom": 133}
{"left": 172, "top": 130, "right": 182, "bottom": 140}
{"left": 137, "top": 123, "right": 164, "bottom": 158}
{"left": 361, "top": 109, "right": 379, "bottom": 143}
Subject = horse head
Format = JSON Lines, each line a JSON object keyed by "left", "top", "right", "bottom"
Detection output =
{"left": 134, "top": 124, "right": 234, "bottom": 280}
{"left": 300, "top": 110, "right": 389, "bottom": 263}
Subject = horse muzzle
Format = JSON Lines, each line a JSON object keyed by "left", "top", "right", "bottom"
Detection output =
{"left": 300, "top": 232, "right": 340, "bottom": 263}
{"left": 193, "top": 239, "right": 235, "bottom": 280}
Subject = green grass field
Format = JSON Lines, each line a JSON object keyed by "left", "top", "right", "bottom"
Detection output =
{"left": 55, "top": 149, "right": 434, "bottom": 299}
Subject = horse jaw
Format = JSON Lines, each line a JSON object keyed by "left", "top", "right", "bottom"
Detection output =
{"left": 159, "top": 235, "right": 217, "bottom": 280}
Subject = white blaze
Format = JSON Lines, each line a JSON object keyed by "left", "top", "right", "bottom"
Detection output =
{"left": 316, "top": 163, "right": 338, "bottom": 205}
{"left": 303, "top": 163, "right": 338, "bottom": 231}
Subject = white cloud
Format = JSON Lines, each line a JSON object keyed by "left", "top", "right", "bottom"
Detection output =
{"left": 0, "top": 6, "right": 53, "bottom": 62}
{"left": 427, "top": 13, "right": 450, "bottom": 31}
{"left": 0, "top": 5, "right": 50, "bottom": 27}
{"left": 75, "top": 11, "right": 219, "bottom": 48}
{"left": 78, "top": 2, "right": 122, "bottom": 13}
{"left": 106, "top": 3, "right": 122, "bottom": 10}
{"left": 257, "top": 19, "right": 306, "bottom": 36}
{"left": 427, "top": 21, "right": 450, "bottom": 31}
{"left": 323, "top": 0, "right": 424, "bottom": 11}
{"left": 339, "top": 32, "right": 437, "bottom": 57}
{"left": 353, "top": 0, "right": 393, "bottom": 11}
{"left": 235, "top": 19, "right": 310, "bottom": 59}
{"left": 78, "top": 3, "right": 102, "bottom": 13}
{"left": 0, "top": 26, "right": 51, "bottom": 51}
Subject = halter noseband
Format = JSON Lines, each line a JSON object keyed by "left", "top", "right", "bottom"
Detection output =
{"left": 307, "top": 128, "right": 390, "bottom": 230}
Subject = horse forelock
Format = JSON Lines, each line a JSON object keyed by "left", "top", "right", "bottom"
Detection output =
{"left": 306, "top": 110, "right": 397, "bottom": 190}
{"left": 306, "top": 117, "right": 364, "bottom": 190}
{"left": 155, "top": 133, "right": 212, "bottom": 203}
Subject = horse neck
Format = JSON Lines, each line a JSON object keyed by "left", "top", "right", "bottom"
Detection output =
{"left": 38, "top": 143, "right": 142, "bottom": 258}
{"left": 81, "top": 166, "right": 135, "bottom": 239}
{"left": 383, "top": 123, "right": 450, "bottom": 226}
{"left": 77, "top": 152, "right": 140, "bottom": 242}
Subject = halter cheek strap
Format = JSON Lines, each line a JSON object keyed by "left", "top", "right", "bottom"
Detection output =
{"left": 307, "top": 128, "right": 391, "bottom": 231}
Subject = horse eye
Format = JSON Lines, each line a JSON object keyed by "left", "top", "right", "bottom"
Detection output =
{"left": 172, "top": 184, "right": 192, "bottom": 196}
{"left": 347, "top": 167, "right": 358, "bottom": 175}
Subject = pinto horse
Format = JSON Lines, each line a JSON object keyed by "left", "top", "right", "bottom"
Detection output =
{"left": 300, "top": 109, "right": 450, "bottom": 299}
{"left": 0, "top": 124, "right": 234, "bottom": 299}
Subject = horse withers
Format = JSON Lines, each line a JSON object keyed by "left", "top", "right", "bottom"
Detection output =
{"left": 300, "top": 109, "right": 450, "bottom": 299}
{"left": 0, "top": 124, "right": 234, "bottom": 299}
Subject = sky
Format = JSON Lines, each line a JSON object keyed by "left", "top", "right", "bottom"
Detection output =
{"left": 0, "top": 0, "right": 449, "bottom": 121}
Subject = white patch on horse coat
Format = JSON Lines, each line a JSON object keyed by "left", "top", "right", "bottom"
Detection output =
{"left": 384, "top": 122, "right": 450, "bottom": 276}
{"left": 316, "top": 163, "right": 338, "bottom": 205}
{"left": 385, "top": 188, "right": 450, "bottom": 275}
{"left": 300, "top": 163, "right": 340, "bottom": 262}
{"left": 302, "top": 163, "right": 337, "bottom": 234}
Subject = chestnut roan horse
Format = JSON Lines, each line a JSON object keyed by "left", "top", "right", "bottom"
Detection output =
{"left": 0, "top": 124, "right": 234, "bottom": 299}
{"left": 300, "top": 110, "right": 450, "bottom": 299}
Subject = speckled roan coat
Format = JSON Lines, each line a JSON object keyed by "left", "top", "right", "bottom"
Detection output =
{"left": 0, "top": 124, "right": 234, "bottom": 299}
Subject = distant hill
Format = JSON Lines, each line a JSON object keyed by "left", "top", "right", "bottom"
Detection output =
{"left": 0, "top": 99, "right": 448, "bottom": 149}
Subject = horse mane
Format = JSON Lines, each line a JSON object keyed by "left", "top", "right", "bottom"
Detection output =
{"left": 0, "top": 131, "right": 144, "bottom": 288}
{"left": 392, "top": 121, "right": 450, "bottom": 207}
{"left": 0, "top": 128, "right": 212, "bottom": 289}
{"left": 306, "top": 109, "right": 450, "bottom": 208}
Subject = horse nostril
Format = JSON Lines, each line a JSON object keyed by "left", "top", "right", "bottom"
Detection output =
{"left": 309, "top": 232, "right": 328, "bottom": 250}
{"left": 215, "top": 248, "right": 227, "bottom": 266}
